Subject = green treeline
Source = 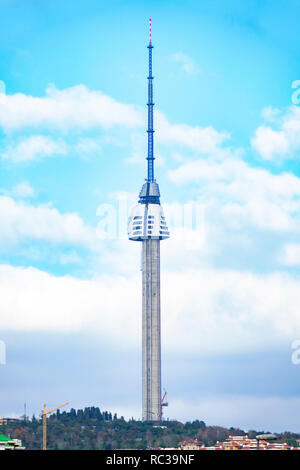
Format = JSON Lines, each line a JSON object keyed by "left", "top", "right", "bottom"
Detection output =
{"left": 1, "top": 407, "right": 299, "bottom": 450}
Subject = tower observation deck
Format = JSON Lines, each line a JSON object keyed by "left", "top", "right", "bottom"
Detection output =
{"left": 127, "top": 20, "right": 170, "bottom": 422}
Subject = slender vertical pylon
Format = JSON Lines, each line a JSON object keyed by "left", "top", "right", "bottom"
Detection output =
{"left": 128, "top": 19, "right": 170, "bottom": 422}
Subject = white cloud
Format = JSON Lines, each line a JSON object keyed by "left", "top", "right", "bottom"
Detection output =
{"left": 1, "top": 263, "right": 300, "bottom": 356}
{"left": 0, "top": 196, "right": 98, "bottom": 249}
{"left": 251, "top": 105, "right": 300, "bottom": 160}
{"left": 0, "top": 182, "right": 35, "bottom": 199}
{"left": 0, "top": 84, "right": 142, "bottom": 132}
{"left": 59, "top": 250, "right": 83, "bottom": 265}
{"left": 75, "top": 138, "right": 101, "bottom": 158}
{"left": 261, "top": 106, "right": 281, "bottom": 122}
{"left": 251, "top": 126, "right": 289, "bottom": 160}
{"left": 280, "top": 243, "right": 300, "bottom": 266}
{"left": 156, "top": 111, "right": 230, "bottom": 154}
{"left": 12, "top": 182, "right": 34, "bottom": 198}
{"left": 0, "top": 85, "right": 232, "bottom": 165}
{"left": 1, "top": 135, "right": 68, "bottom": 162}
{"left": 163, "top": 268, "right": 300, "bottom": 355}
{"left": 169, "top": 157, "right": 300, "bottom": 233}
{"left": 171, "top": 52, "right": 199, "bottom": 74}
{"left": 0, "top": 265, "right": 140, "bottom": 344}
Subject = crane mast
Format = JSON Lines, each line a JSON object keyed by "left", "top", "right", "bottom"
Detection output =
{"left": 42, "top": 402, "right": 69, "bottom": 450}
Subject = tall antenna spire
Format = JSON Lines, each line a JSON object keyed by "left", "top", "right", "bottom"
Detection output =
{"left": 147, "top": 18, "right": 155, "bottom": 182}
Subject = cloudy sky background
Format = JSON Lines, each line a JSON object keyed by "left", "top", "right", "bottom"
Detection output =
{"left": 1, "top": 0, "right": 300, "bottom": 432}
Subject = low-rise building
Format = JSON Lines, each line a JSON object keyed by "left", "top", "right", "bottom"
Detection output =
{"left": 179, "top": 439, "right": 203, "bottom": 450}
{"left": 179, "top": 435, "right": 299, "bottom": 451}
{"left": 0, "top": 433, "right": 25, "bottom": 450}
{"left": 0, "top": 418, "right": 20, "bottom": 425}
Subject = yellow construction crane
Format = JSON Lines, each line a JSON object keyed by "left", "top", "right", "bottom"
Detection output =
{"left": 42, "top": 402, "right": 68, "bottom": 450}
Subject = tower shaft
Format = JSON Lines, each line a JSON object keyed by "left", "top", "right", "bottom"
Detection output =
{"left": 142, "top": 239, "right": 161, "bottom": 421}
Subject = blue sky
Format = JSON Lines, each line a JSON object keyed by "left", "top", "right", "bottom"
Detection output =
{"left": 1, "top": 0, "right": 300, "bottom": 432}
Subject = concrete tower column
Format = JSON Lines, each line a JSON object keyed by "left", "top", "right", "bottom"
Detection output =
{"left": 142, "top": 239, "right": 161, "bottom": 421}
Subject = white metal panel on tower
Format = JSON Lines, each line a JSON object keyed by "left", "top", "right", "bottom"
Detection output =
{"left": 128, "top": 203, "right": 170, "bottom": 241}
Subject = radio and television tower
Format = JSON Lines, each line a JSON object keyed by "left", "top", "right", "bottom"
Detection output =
{"left": 128, "top": 19, "right": 170, "bottom": 422}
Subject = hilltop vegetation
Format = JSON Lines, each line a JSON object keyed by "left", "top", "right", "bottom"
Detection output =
{"left": 1, "top": 407, "right": 300, "bottom": 450}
